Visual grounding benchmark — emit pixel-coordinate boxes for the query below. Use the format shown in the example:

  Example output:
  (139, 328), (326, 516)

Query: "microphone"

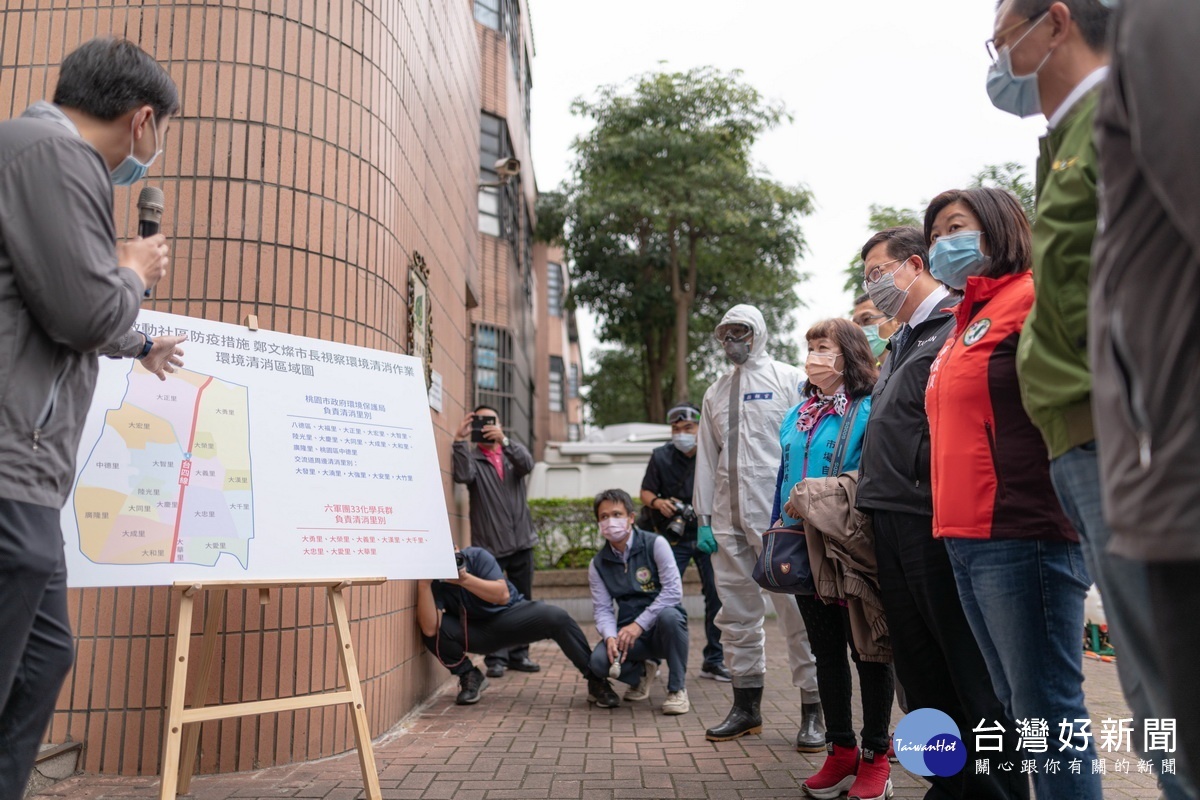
(137, 186), (165, 297)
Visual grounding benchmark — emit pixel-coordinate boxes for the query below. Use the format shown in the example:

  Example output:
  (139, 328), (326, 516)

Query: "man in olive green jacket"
(987, 4), (1189, 800)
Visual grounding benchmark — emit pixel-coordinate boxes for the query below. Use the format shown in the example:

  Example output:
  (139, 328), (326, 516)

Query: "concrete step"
(25, 742), (82, 798)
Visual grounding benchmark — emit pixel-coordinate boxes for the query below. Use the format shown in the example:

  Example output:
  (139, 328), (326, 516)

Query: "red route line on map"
(170, 376), (214, 563)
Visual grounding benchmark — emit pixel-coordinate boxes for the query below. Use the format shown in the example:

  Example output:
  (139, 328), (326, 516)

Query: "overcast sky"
(528, 0), (1047, 371)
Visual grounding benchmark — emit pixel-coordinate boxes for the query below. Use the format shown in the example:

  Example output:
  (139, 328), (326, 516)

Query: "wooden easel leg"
(177, 589), (226, 795)
(160, 587), (197, 800)
(327, 586), (382, 800)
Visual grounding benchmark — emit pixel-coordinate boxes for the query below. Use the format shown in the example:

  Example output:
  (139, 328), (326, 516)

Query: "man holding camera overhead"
(453, 407), (540, 678)
(640, 401), (729, 682)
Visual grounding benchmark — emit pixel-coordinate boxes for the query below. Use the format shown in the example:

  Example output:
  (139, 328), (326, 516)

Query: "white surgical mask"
(672, 433), (697, 453)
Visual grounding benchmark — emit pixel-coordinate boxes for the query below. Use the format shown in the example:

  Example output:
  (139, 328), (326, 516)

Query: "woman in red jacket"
(923, 188), (1100, 800)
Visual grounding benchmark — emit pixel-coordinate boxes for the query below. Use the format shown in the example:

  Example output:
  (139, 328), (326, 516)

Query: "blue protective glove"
(697, 525), (718, 555)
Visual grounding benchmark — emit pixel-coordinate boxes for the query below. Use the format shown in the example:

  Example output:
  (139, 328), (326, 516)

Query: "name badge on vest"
(743, 392), (774, 401)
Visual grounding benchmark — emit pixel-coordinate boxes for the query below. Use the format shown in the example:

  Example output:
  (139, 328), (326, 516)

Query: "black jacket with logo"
(856, 302), (959, 516)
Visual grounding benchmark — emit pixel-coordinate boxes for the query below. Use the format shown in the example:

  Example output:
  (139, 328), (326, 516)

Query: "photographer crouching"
(415, 544), (609, 705)
(639, 402), (730, 682)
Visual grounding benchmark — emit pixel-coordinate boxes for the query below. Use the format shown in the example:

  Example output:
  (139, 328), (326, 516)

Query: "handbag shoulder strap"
(829, 396), (863, 476)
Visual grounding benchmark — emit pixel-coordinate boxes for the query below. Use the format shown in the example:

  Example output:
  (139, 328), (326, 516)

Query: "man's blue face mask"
(986, 13), (1053, 119)
(111, 113), (161, 186)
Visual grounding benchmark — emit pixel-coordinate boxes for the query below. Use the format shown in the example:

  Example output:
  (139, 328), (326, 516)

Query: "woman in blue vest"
(771, 318), (893, 800)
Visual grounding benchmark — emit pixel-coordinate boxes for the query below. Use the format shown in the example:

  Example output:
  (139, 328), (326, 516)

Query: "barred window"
(547, 262), (563, 317)
(549, 356), (565, 413)
(475, 324), (514, 425)
(568, 363), (580, 399)
(478, 113), (505, 236)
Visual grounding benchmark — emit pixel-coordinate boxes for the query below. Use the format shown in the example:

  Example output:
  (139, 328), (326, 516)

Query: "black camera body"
(666, 500), (697, 541)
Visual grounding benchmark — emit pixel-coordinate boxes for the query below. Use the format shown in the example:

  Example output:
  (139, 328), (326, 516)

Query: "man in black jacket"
(416, 546), (602, 706)
(639, 402), (729, 683)
(856, 227), (1026, 800)
(452, 407), (540, 677)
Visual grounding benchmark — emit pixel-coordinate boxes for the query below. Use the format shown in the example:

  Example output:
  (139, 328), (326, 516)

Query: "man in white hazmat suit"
(694, 304), (824, 750)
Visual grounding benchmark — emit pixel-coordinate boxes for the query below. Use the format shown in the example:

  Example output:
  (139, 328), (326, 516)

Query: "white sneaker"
(662, 689), (690, 715)
(623, 660), (658, 702)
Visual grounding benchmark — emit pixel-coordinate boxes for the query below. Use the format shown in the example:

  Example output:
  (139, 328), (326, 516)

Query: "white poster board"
(62, 310), (456, 587)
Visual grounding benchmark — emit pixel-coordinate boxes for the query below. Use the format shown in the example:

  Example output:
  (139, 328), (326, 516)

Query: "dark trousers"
(423, 599), (590, 679)
(485, 548), (535, 667)
(873, 510), (1029, 800)
(671, 538), (723, 669)
(1148, 561), (1200, 790)
(0, 498), (75, 800)
(588, 605), (689, 692)
(795, 594), (893, 755)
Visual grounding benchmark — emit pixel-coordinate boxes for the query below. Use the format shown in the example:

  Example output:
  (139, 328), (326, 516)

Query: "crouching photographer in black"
(639, 402), (729, 681)
(416, 544), (610, 705)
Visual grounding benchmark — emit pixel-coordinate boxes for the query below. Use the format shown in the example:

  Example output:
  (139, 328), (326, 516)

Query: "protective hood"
(717, 304), (770, 368)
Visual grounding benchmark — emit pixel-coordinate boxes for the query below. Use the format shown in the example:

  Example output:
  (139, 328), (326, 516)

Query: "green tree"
(970, 161), (1036, 224)
(565, 67), (812, 423)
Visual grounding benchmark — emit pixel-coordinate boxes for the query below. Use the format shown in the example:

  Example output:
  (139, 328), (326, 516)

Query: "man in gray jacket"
(452, 406), (540, 677)
(0, 38), (182, 798)
(1091, 1), (1200, 792)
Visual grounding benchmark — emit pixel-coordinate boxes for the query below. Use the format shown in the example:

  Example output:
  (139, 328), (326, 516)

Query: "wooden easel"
(158, 578), (386, 800)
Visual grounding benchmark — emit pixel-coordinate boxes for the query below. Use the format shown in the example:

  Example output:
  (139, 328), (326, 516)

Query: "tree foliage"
(564, 67), (812, 423)
(969, 161), (1036, 225)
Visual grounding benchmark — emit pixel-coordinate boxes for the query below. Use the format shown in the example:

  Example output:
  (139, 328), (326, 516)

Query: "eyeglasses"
(862, 257), (908, 290)
(985, 9), (1049, 63)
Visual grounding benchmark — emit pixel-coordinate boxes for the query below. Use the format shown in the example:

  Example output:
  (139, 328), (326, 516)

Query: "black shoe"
(587, 676), (620, 708)
(455, 668), (489, 705)
(506, 656), (541, 673)
(795, 702), (826, 753)
(705, 686), (763, 741)
(486, 663), (506, 679)
(699, 663), (732, 682)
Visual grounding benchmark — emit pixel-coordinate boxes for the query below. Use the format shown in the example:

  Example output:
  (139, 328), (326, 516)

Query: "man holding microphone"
(0, 37), (184, 798)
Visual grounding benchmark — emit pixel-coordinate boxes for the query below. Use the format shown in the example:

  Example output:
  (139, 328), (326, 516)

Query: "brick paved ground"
(37, 618), (1161, 799)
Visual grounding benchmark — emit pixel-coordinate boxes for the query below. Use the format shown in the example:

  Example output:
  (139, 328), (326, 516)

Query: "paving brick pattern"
(36, 620), (1161, 799)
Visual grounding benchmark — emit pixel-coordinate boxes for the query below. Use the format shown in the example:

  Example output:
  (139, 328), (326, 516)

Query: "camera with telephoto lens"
(666, 500), (697, 540)
(454, 551), (466, 571)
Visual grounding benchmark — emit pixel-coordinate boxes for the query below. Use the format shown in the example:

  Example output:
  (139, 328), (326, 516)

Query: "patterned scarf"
(796, 390), (848, 432)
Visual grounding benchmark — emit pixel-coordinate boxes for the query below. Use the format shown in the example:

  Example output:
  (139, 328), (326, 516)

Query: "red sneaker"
(848, 747), (893, 800)
(886, 737), (897, 762)
(803, 742), (859, 799)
